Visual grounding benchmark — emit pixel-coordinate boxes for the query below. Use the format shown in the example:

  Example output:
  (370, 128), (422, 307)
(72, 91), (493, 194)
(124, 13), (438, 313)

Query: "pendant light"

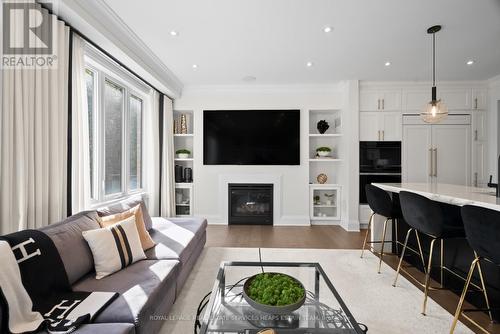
(421, 25), (448, 123)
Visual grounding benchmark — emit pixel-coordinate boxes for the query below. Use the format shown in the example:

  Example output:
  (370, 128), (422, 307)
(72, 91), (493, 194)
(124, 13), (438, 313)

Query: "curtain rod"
(37, 1), (174, 100)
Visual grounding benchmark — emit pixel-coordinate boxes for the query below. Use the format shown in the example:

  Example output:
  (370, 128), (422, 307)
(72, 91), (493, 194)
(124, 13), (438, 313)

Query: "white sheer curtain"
(0, 5), (70, 234)
(71, 35), (90, 214)
(160, 96), (176, 217)
(143, 91), (161, 216)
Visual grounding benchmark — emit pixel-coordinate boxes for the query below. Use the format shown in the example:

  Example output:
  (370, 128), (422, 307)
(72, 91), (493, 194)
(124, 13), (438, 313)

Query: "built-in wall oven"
(359, 141), (402, 204)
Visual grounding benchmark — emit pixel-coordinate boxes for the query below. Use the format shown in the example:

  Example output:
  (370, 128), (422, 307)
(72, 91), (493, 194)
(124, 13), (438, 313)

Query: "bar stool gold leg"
(415, 231), (427, 274)
(378, 218), (389, 274)
(440, 239), (444, 288)
(422, 238), (437, 315)
(393, 228), (413, 287)
(394, 218), (400, 254)
(475, 254), (493, 322)
(361, 213), (374, 258)
(450, 258), (479, 333)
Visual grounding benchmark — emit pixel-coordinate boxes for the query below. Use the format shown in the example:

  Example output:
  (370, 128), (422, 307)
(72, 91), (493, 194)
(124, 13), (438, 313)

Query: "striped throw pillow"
(83, 215), (146, 279)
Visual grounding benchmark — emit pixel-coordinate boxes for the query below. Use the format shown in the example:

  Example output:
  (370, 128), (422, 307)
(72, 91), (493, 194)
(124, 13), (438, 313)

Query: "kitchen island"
(372, 182), (500, 321)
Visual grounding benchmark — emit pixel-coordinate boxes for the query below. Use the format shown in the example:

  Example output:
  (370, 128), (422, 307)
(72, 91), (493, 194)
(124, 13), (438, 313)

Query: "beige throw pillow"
(83, 215), (146, 279)
(98, 204), (155, 251)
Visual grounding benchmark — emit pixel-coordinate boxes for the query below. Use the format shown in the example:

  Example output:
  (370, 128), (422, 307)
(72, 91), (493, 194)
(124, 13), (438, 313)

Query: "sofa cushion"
(72, 260), (179, 326)
(145, 217), (207, 264)
(40, 211), (100, 284)
(96, 196), (153, 230)
(83, 216), (147, 279)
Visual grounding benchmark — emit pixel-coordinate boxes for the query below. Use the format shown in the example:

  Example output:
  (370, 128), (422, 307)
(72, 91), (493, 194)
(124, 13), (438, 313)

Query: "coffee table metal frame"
(199, 261), (365, 334)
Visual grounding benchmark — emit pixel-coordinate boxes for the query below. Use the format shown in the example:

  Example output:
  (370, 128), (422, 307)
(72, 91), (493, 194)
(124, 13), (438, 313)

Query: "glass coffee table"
(199, 261), (365, 333)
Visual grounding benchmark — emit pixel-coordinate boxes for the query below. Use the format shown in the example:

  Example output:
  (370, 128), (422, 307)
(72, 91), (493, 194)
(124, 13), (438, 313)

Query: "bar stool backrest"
(399, 191), (443, 237)
(461, 205), (500, 265)
(365, 184), (393, 218)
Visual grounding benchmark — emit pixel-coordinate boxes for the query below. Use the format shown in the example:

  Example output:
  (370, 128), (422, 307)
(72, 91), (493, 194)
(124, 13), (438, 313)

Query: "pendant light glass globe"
(421, 99), (448, 123)
(421, 25), (448, 124)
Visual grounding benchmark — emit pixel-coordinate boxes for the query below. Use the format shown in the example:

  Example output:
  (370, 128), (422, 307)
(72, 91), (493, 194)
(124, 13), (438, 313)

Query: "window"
(84, 51), (148, 204)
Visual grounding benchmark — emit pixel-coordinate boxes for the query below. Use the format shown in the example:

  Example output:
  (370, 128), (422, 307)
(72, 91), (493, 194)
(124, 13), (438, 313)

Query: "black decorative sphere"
(317, 120), (329, 134)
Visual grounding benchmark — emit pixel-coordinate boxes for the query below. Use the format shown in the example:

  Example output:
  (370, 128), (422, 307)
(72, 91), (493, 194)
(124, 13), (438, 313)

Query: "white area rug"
(160, 248), (473, 334)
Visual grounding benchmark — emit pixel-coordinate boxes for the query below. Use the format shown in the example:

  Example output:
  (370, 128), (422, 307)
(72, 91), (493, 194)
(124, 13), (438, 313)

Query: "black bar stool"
(361, 184), (403, 273)
(450, 205), (497, 333)
(394, 191), (466, 315)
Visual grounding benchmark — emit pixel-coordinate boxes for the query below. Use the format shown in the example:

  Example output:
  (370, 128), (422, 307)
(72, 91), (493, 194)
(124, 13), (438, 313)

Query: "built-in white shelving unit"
(308, 109), (343, 223)
(309, 184), (341, 221)
(175, 183), (193, 217)
(173, 110), (194, 217)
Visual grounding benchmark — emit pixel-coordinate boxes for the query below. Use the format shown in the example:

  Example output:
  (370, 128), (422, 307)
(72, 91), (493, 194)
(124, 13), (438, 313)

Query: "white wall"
(174, 84), (349, 226)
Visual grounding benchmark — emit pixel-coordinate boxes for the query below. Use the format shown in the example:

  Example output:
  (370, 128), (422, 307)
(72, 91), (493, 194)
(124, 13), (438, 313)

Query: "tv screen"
(203, 110), (300, 165)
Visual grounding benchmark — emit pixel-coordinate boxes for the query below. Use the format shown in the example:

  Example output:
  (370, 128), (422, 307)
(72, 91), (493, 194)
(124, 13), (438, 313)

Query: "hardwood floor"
(206, 225), (367, 249)
(205, 225), (499, 334)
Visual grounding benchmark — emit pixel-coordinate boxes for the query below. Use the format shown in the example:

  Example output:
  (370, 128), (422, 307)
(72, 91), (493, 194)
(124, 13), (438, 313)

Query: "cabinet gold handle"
(377, 99), (380, 110)
(475, 130), (478, 141)
(429, 148), (433, 177)
(382, 130), (385, 141)
(474, 172), (478, 187)
(377, 130), (380, 141)
(382, 99), (385, 110)
(433, 148), (438, 177)
(475, 98), (478, 110)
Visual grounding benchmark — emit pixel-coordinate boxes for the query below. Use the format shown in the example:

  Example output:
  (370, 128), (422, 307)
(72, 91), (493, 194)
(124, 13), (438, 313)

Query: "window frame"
(84, 47), (149, 206)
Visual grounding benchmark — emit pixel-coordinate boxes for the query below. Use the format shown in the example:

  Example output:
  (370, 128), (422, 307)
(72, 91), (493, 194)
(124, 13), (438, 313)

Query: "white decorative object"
(177, 153), (189, 159)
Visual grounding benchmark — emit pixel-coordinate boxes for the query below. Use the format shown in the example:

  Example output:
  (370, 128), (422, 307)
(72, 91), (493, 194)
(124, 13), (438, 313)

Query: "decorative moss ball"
(247, 273), (305, 306)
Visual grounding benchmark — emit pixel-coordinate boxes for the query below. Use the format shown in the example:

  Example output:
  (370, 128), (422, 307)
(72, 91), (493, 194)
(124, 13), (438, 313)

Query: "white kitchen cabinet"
(381, 90), (402, 111)
(360, 112), (402, 141)
(402, 115), (471, 185)
(359, 112), (380, 141)
(472, 111), (487, 141)
(439, 89), (471, 110)
(403, 125), (433, 183)
(403, 90), (429, 111)
(473, 142), (487, 186)
(382, 112), (402, 141)
(472, 89), (487, 110)
(432, 125), (471, 185)
(360, 89), (401, 112)
(359, 91), (380, 112)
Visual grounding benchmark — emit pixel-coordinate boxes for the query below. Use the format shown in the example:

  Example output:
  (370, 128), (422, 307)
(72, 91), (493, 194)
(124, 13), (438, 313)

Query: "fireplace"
(228, 183), (273, 225)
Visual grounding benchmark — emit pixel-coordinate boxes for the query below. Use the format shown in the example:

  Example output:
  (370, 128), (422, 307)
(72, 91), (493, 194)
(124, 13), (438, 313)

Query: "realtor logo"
(2, 0), (57, 68)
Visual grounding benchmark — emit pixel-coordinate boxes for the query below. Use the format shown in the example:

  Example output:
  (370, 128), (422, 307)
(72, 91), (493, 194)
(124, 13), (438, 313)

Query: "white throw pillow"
(83, 215), (146, 279)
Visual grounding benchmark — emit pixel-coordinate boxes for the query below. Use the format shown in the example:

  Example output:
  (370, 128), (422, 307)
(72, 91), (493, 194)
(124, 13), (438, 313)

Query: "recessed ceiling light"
(306, 61), (314, 67)
(170, 31), (179, 36)
(323, 26), (332, 33)
(466, 60), (475, 65)
(385, 61), (391, 67)
(242, 75), (257, 82)
(192, 64), (198, 69)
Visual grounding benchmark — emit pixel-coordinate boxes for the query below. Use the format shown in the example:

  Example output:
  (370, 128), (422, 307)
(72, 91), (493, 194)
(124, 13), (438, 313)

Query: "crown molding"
(360, 80), (488, 89)
(59, 0), (183, 98)
(489, 74), (500, 88)
(181, 83), (345, 95)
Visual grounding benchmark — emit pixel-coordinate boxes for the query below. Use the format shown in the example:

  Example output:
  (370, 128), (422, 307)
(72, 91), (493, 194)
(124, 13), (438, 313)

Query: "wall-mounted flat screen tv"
(203, 110), (300, 165)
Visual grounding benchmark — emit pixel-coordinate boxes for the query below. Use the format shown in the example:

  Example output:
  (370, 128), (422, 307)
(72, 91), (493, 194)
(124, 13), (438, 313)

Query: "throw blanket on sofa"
(0, 230), (117, 334)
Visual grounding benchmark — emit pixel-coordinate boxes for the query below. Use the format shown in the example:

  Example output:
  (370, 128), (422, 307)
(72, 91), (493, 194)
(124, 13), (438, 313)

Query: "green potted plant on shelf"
(316, 146), (332, 158)
(176, 149), (191, 159)
(314, 195), (320, 205)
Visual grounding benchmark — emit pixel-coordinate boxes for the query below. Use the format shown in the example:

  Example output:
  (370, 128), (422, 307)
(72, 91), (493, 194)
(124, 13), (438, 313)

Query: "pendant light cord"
(432, 32), (436, 87)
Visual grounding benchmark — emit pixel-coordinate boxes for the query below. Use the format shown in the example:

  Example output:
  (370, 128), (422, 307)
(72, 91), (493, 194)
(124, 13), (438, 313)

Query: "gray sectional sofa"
(0, 197), (207, 334)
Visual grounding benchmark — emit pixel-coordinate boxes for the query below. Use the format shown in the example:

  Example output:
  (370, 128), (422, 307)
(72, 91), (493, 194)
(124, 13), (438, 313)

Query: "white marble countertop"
(373, 182), (500, 211)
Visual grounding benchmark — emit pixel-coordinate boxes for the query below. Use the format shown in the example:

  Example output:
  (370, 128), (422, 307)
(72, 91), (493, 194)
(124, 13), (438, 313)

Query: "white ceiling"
(103, 0), (500, 86)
